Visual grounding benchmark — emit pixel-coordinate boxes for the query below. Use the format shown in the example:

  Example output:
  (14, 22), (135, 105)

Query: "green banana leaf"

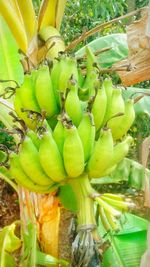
(0, 16), (24, 95)
(123, 87), (150, 116)
(98, 213), (149, 267)
(75, 33), (128, 68)
(91, 158), (150, 190)
(0, 223), (21, 267)
(58, 184), (78, 212)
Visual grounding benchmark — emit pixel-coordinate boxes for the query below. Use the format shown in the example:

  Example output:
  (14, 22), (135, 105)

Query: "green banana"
(35, 65), (58, 118)
(101, 195), (134, 212)
(9, 153), (57, 194)
(19, 74), (40, 113)
(53, 119), (64, 155)
(104, 210), (119, 231)
(14, 87), (37, 130)
(78, 67), (84, 87)
(81, 70), (99, 100)
(99, 135), (133, 177)
(87, 128), (114, 178)
(19, 136), (53, 186)
(27, 130), (41, 149)
(102, 79), (114, 126)
(109, 135), (133, 167)
(78, 112), (95, 162)
(50, 58), (62, 106)
(98, 164), (117, 178)
(85, 46), (98, 72)
(39, 130), (67, 182)
(110, 99), (135, 140)
(65, 82), (83, 127)
(63, 125), (84, 178)
(106, 88), (125, 124)
(58, 57), (78, 93)
(92, 86), (107, 131)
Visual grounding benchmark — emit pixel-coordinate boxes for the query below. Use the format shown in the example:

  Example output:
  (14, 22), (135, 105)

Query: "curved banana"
(107, 88), (125, 125)
(27, 130), (41, 149)
(65, 82), (83, 127)
(111, 99), (135, 140)
(63, 125), (84, 178)
(19, 136), (53, 186)
(35, 65), (58, 118)
(50, 58), (62, 106)
(92, 86), (107, 131)
(87, 128), (114, 178)
(39, 130), (67, 182)
(78, 112), (95, 162)
(14, 88), (37, 130)
(53, 119), (64, 155)
(58, 57), (78, 93)
(102, 79), (114, 126)
(9, 153), (57, 194)
(19, 74), (40, 113)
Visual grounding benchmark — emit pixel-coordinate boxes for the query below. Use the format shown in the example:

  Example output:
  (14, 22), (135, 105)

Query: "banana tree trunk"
(18, 187), (61, 260)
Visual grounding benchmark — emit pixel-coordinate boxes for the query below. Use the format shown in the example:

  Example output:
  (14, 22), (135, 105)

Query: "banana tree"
(0, 1), (149, 267)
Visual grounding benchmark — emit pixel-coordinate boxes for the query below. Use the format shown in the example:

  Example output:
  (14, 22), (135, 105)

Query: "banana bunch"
(8, 46), (135, 193)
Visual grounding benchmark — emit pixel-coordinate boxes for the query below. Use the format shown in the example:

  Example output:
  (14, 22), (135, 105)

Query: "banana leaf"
(98, 213), (149, 267)
(91, 158), (150, 190)
(75, 33), (128, 68)
(0, 223), (21, 267)
(0, 16), (24, 95)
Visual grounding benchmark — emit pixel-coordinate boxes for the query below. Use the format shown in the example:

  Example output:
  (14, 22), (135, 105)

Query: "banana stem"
(68, 174), (101, 267)
(68, 174), (96, 227)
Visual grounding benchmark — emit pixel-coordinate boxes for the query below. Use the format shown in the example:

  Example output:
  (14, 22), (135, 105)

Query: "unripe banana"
(78, 67), (84, 87)
(92, 86), (107, 131)
(109, 135), (133, 167)
(81, 70), (99, 100)
(99, 135), (132, 177)
(53, 119), (64, 156)
(19, 136), (53, 186)
(35, 65), (58, 118)
(39, 26), (65, 60)
(78, 112), (95, 162)
(39, 130), (67, 182)
(14, 88), (37, 130)
(102, 79), (114, 126)
(107, 88), (125, 124)
(58, 57), (78, 93)
(85, 46), (98, 72)
(87, 128), (114, 178)
(65, 82), (82, 127)
(50, 58), (62, 106)
(98, 164), (117, 178)
(63, 125), (84, 178)
(17, 74), (40, 113)
(111, 99), (135, 140)
(9, 153), (57, 194)
(27, 130), (41, 149)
